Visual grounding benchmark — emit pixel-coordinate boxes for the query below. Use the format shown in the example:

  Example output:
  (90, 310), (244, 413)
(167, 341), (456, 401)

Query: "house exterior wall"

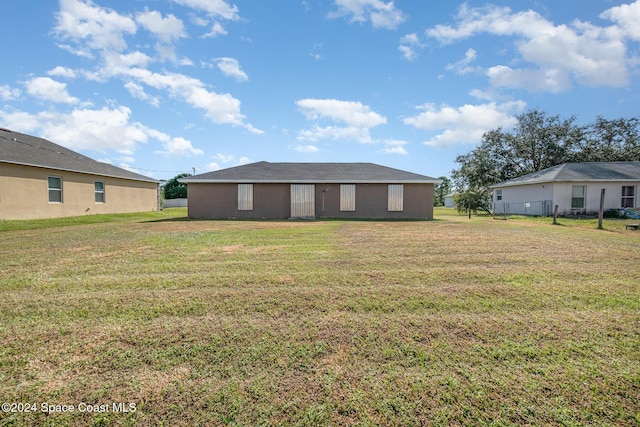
(187, 182), (434, 219)
(493, 184), (554, 215)
(187, 183), (290, 219)
(444, 194), (455, 208)
(494, 181), (638, 216)
(552, 181), (638, 215)
(0, 163), (158, 220)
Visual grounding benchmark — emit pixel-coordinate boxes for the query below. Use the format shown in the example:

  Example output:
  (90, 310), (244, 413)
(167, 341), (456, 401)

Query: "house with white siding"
(490, 162), (640, 216)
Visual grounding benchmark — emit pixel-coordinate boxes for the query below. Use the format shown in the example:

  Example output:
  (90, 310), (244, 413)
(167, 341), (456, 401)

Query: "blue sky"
(1, 0), (639, 181)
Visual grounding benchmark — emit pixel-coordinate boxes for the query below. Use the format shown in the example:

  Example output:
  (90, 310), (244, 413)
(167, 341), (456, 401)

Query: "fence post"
(553, 205), (558, 225)
(598, 188), (605, 230)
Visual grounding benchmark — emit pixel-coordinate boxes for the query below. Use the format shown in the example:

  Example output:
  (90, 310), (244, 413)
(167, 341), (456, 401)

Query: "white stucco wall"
(552, 182), (638, 215)
(494, 181), (639, 216)
(493, 184), (554, 215)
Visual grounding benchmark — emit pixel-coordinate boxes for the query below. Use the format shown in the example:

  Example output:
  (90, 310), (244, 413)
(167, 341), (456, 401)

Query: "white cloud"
(0, 106), (203, 162)
(399, 33), (425, 61)
(136, 9), (186, 43)
(50, 0), (260, 135)
(102, 51), (153, 77)
(380, 139), (407, 155)
(0, 85), (20, 100)
(403, 101), (526, 148)
(293, 144), (320, 153)
(213, 153), (234, 163)
(601, 0), (640, 41)
(297, 125), (375, 143)
(113, 68), (261, 133)
(25, 77), (79, 104)
(0, 106), (146, 153)
(173, 0), (240, 21)
(48, 66), (77, 79)
(54, 0), (137, 53)
(119, 156), (135, 164)
(203, 22), (228, 38)
(206, 161), (222, 171)
(124, 81), (160, 106)
(215, 57), (248, 81)
(328, 0), (406, 30)
(445, 48), (478, 75)
(486, 65), (572, 93)
(155, 136), (203, 157)
(206, 154), (250, 171)
(296, 99), (386, 144)
(426, 3), (632, 90)
(297, 99), (386, 128)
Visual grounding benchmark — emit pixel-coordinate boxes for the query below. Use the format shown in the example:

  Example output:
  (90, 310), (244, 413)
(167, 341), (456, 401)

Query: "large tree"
(452, 109), (640, 191)
(163, 173), (190, 199)
(572, 116), (640, 162)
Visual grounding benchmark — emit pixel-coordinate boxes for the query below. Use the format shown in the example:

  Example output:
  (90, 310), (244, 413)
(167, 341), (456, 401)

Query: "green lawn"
(1, 208), (638, 426)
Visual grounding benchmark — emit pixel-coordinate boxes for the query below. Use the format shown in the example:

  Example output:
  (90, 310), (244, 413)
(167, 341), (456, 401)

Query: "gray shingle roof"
(181, 161), (439, 183)
(491, 162), (640, 188)
(0, 128), (157, 183)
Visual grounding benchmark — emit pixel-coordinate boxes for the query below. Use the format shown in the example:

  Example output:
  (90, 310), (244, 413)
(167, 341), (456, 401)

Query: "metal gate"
(290, 184), (315, 218)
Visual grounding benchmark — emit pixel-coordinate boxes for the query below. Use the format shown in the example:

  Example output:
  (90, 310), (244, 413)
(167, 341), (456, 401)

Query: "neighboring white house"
(444, 193), (456, 208)
(490, 162), (640, 216)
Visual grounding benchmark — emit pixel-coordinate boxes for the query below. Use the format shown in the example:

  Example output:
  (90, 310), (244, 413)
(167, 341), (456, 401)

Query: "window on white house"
(622, 186), (636, 208)
(571, 185), (586, 209)
(48, 176), (62, 203)
(238, 184), (253, 210)
(340, 184), (356, 211)
(496, 189), (502, 201)
(388, 184), (404, 212)
(95, 181), (105, 203)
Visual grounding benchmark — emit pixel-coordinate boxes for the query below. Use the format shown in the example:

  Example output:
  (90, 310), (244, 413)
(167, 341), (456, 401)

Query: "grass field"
(1, 208), (639, 426)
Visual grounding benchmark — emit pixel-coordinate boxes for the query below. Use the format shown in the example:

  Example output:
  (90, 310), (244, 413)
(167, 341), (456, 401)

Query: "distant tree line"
(449, 109), (640, 213)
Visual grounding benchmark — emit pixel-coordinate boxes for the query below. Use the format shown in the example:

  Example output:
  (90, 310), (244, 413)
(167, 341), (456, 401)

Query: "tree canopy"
(452, 109), (640, 191)
(163, 173), (190, 199)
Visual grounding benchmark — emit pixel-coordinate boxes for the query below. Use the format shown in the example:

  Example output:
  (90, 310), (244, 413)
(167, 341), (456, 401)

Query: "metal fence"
(493, 200), (553, 217)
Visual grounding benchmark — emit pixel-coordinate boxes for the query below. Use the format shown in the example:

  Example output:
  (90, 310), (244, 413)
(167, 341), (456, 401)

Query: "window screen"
(571, 185), (586, 209)
(95, 181), (105, 203)
(48, 177), (62, 203)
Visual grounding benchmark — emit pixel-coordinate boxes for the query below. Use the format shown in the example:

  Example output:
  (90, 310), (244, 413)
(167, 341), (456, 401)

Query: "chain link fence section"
(493, 200), (553, 218)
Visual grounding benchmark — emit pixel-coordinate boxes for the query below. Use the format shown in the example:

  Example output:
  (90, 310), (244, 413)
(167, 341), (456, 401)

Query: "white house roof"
(0, 127), (157, 183)
(181, 161), (441, 184)
(491, 162), (640, 188)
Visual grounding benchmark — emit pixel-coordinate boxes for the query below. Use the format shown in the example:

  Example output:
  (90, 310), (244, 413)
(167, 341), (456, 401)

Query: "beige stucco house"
(0, 128), (158, 220)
